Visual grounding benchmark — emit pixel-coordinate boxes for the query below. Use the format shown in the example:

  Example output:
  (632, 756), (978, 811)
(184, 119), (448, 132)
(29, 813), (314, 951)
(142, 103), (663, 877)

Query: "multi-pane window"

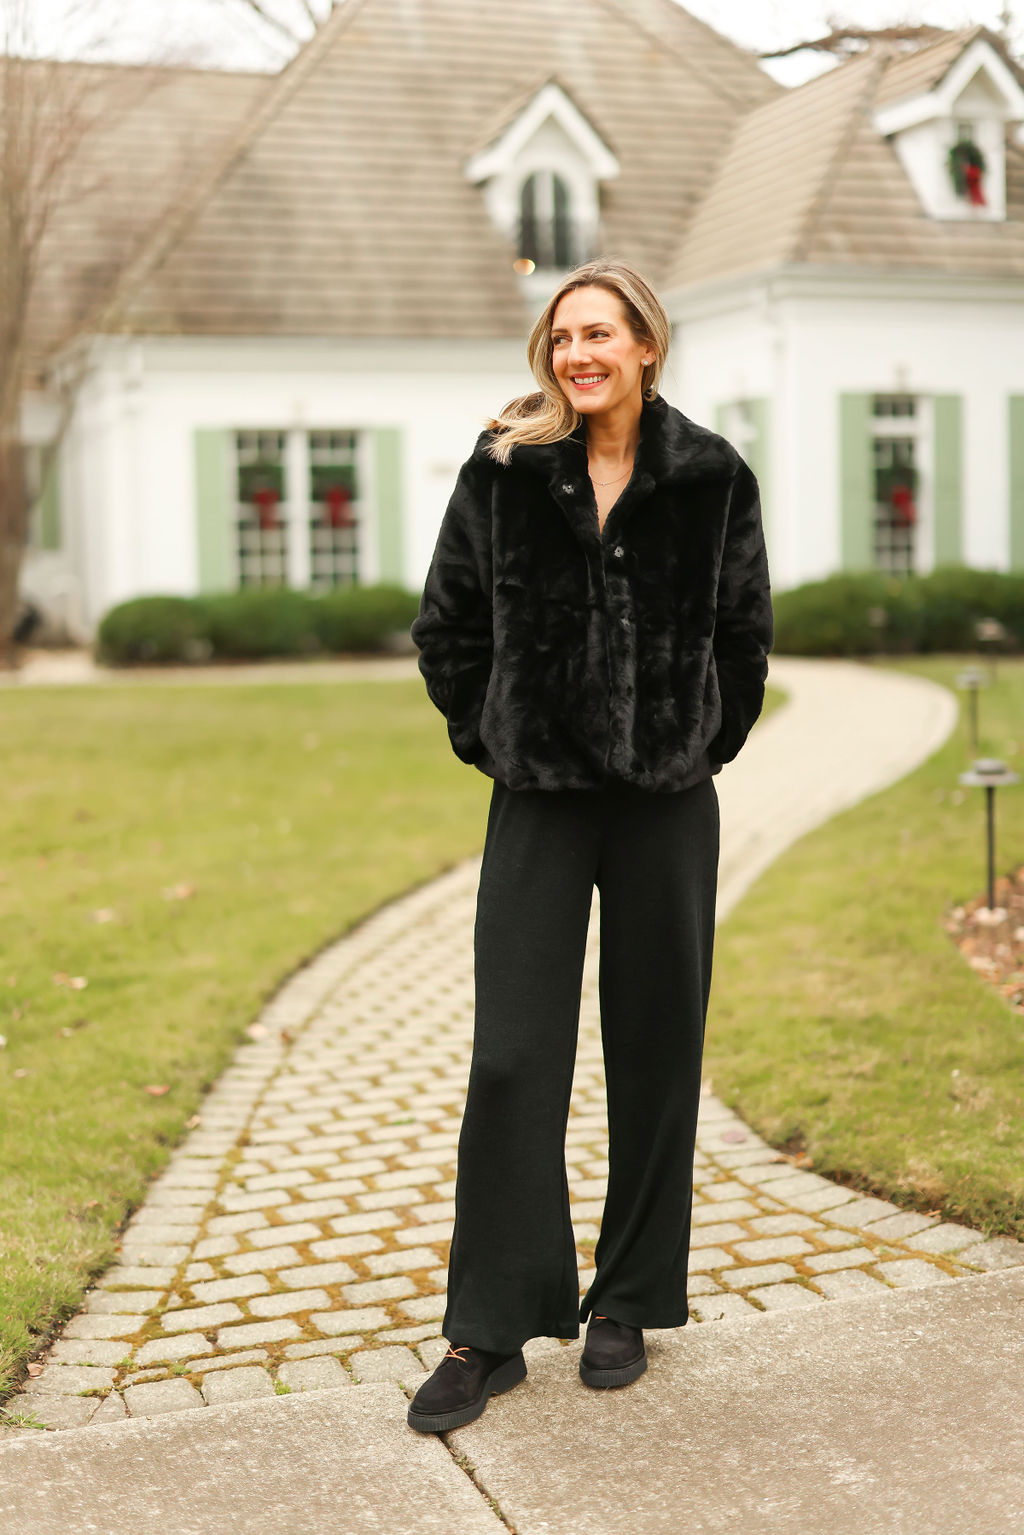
(518, 170), (576, 270)
(871, 395), (918, 577)
(235, 430), (288, 587)
(233, 429), (364, 590)
(309, 430), (360, 589)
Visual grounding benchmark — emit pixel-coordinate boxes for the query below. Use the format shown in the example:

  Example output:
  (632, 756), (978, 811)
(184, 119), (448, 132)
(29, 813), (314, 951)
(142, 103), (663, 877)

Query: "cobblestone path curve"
(14, 658), (1024, 1431)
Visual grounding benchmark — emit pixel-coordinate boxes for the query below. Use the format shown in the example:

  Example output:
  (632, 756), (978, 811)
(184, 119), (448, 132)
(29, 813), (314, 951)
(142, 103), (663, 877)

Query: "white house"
(18, 3), (1024, 637)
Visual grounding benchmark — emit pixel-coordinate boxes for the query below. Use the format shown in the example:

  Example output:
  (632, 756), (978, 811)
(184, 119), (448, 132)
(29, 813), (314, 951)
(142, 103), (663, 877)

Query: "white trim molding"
(465, 80), (619, 184)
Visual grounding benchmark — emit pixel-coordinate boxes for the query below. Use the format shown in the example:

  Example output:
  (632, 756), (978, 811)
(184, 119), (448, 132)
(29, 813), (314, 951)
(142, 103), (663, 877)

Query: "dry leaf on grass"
(143, 1084), (171, 1096)
(52, 973), (88, 990)
(26, 1363), (43, 1378)
(162, 883), (196, 902)
(947, 865), (1024, 1016)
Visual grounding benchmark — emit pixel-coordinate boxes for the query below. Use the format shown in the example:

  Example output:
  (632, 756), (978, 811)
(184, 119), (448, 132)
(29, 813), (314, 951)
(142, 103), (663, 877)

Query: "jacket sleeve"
(708, 458), (774, 766)
(410, 456), (494, 765)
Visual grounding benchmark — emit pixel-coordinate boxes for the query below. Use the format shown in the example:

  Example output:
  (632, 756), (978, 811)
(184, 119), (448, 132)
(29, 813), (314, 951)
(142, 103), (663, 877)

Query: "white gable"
(873, 38), (1024, 221)
(465, 80), (620, 183)
(465, 81), (619, 295)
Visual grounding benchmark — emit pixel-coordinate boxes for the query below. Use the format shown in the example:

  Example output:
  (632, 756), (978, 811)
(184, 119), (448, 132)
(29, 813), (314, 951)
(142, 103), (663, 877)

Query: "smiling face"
(550, 285), (654, 418)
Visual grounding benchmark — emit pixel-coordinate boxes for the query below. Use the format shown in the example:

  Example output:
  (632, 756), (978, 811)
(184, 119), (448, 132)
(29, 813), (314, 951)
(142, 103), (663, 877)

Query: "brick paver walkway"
(13, 657), (1024, 1432)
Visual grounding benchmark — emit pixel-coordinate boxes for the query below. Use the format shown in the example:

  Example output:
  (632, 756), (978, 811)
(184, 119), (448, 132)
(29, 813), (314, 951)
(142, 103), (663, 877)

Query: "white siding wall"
(62, 337), (534, 632)
(671, 274), (1024, 590)
(46, 279), (1024, 629)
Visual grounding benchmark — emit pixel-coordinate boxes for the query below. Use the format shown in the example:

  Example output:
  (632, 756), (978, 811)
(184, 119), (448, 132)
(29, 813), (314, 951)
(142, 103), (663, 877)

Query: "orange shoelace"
(444, 1345), (471, 1363)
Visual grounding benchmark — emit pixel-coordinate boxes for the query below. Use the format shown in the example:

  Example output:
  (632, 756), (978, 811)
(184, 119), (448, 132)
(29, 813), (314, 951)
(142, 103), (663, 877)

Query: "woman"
(406, 258), (772, 1434)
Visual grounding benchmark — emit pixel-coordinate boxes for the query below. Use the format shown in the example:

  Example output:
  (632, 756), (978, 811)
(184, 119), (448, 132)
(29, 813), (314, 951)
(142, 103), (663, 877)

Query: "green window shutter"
(839, 393), (873, 571)
(745, 399), (769, 546)
(714, 402), (769, 544)
(714, 400), (769, 481)
(37, 452), (61, 551)
(1010, 397), (1024, 570)
(932, 395), (962, 566)
(746, 399), (769, 486)
(373, 427), (404, 584)
(194, 429), (233, 593)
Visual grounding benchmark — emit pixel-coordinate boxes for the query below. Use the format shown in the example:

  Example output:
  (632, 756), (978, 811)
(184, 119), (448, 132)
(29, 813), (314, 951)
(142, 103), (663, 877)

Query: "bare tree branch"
(213, 0), (312, 47)
(760, 24), (948, 62)
(0, 0), (165, 658)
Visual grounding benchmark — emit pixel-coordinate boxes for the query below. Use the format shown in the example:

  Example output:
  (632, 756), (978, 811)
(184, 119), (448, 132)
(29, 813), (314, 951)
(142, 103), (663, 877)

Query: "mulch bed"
(944, 863), (1024, 1014)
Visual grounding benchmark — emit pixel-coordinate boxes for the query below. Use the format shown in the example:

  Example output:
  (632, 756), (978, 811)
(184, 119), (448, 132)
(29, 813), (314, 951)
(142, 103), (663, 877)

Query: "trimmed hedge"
(101, 569), (1024, 665)
(772, 567), (1024, 657)
(311, 584), (421, 653)
(198, 588), (318, 660)
(94, 596), (213, 666)
(96, 584), (421, 666)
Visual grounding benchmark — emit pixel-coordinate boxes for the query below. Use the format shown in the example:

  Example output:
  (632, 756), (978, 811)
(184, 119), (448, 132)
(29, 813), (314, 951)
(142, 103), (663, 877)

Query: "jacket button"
(561, 482), (574, 494)
(612, 545), (625, 559)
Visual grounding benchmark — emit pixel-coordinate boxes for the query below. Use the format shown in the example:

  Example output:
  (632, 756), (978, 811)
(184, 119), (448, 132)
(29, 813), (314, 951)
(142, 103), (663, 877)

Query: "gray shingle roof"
(664, 52), (887, 290)
(873, 25), (983, 107)
(665, 31), (1024, 293)
(21, 60), (268, 384)
(98, 0), (778, 341)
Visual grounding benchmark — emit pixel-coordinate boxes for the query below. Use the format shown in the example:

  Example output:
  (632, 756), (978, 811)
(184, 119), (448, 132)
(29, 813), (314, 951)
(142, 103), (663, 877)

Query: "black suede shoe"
(579, 1314), (647, 1388)
(406, 1343), (527, 1433)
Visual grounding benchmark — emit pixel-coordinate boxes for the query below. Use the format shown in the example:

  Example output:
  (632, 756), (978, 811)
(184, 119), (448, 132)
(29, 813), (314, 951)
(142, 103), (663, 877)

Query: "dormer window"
(465, 79), (619, 284)
(519, 170), (575, 270)
(873, 35), (1024, 222)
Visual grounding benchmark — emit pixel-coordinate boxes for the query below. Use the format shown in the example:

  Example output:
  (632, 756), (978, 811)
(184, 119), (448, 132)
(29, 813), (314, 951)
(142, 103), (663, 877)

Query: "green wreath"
(948, 138), (986, 199)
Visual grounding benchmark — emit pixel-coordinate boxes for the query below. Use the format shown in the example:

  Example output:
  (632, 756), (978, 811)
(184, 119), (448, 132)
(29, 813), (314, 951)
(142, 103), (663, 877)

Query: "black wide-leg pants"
(442, 775), (720, 1355)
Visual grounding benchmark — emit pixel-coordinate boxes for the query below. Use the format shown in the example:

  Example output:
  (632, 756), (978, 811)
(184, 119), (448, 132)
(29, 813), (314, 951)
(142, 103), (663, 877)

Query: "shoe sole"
(406, 1352), (528, 1434)
(579, 1351), (647, 1389)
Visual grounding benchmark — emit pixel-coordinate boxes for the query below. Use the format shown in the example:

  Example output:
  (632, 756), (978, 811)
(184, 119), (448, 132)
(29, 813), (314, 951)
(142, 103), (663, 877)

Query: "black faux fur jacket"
(411, 392), (773, 793)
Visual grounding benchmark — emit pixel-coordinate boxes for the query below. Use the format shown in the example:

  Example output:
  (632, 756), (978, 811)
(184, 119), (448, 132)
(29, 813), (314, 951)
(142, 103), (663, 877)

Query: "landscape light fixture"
(956, 666), (989, 754)
(973, 616), (1008, 684)
(866, 605), (888, 660)
(958, 757), (1020, 911)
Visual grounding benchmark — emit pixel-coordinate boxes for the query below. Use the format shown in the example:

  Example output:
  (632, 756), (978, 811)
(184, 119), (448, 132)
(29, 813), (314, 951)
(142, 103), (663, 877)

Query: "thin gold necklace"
(589, 464), (632, 487)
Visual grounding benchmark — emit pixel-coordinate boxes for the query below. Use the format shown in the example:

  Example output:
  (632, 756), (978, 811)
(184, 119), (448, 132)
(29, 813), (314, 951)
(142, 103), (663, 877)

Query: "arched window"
(518, 170), (574, 270)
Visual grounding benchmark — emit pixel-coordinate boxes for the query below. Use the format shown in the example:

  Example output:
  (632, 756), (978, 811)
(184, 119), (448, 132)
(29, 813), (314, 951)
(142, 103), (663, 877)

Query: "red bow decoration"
(252, 485), (280, 531)
(965, 161), (986, 207)
(890, 484), (916, 527)
(325, 483), (355, 529)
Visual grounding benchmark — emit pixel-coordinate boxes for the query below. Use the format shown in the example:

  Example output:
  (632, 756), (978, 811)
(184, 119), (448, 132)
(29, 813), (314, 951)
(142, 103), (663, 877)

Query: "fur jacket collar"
(412, 393), (773, 793)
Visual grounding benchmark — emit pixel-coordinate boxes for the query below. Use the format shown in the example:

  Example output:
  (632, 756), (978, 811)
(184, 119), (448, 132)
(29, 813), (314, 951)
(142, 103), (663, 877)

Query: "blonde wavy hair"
(483, 258), (671, 466)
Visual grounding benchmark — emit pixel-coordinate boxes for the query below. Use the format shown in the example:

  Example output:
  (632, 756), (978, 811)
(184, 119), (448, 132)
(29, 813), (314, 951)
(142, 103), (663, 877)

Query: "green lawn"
(0, 681), (491, 1398)
(10, 664), (967, 1405)
(707, 655), (1024, 1240)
